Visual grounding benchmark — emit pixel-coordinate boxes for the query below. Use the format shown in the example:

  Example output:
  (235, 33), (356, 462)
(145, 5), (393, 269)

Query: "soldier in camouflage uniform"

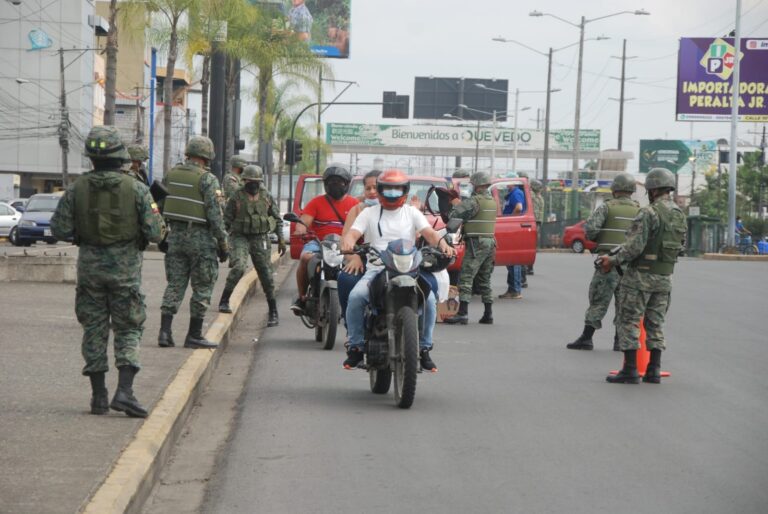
(597, 168), (686, 384)
(219, 165), (286, 326)
(444, 172), (497, 325)
(223, 155), (247, 204)
(158, 136), (229, 350)
(51, 126), (165, 418)
(568, 173), (640, 351)
(126, 145), (150, 185)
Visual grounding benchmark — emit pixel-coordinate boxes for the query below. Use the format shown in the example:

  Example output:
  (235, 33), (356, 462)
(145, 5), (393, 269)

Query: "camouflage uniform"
(223, 185), (282, 299)
(160, 164), (228, 319)
(582, 197), (640, 329)
(611, 196), (685, 351)
(444, 172), (497, 325)
(126, 145), (150, 185)
(223, 155), (246, 203)
(52, 173), (164, 376)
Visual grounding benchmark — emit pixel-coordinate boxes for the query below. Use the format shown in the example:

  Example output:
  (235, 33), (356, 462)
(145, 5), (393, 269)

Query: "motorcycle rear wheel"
(392, 306), (419, 409)
(369, 366), (392, 394)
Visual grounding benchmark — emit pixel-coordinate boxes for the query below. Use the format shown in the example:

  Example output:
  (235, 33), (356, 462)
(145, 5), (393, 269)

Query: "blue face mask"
(363, 197), (379, 206)
(382, 188), (404, 199)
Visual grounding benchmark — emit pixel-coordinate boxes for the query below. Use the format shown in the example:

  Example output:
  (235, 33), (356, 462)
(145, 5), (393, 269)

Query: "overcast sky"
(239, 0), (768, 173)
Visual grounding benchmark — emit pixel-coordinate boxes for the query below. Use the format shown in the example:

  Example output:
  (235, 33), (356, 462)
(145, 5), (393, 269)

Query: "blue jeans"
(505, 265), (522, 293)
(337, 270), (362, 321)
(302, 240), (320, 254)
(346, 269), (436, 350)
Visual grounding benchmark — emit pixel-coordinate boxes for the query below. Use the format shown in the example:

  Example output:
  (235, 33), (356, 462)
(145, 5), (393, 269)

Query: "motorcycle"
(354, 220), (459, 409)
(284, 213), (344, 350)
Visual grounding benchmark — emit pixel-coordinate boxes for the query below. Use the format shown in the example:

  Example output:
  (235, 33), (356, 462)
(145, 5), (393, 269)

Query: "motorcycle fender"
(319, 280), (338, 296)
(389, 275), (417, 288)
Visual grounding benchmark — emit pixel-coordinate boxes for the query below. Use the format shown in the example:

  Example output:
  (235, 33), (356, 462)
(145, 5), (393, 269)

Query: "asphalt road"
(199, 253), (767, 514)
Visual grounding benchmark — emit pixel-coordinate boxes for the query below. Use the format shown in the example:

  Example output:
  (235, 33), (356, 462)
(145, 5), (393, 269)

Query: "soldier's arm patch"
(151, 202), (160, 214)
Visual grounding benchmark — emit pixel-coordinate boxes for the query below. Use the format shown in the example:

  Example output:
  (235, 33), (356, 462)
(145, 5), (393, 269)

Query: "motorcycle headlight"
(321, 245), (344, 268)
(20, 220), (37, 227)
(392, 253), (415, 273)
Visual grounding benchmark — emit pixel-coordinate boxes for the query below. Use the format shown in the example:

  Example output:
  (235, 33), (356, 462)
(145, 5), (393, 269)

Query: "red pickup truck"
(289, 174), (537, 268)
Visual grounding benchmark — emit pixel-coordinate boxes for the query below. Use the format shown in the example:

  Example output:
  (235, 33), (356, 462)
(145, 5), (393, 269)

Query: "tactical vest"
(632, 200), (687, 275)
(595, 199), (640, 254)
(231, 190), (274, 235)
(464, 194), (497, 237)
(73, 172), (139, 246)
(163, 163), (208, 224)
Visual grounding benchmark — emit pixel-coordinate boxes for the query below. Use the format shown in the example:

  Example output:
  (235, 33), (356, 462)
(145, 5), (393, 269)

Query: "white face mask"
(363, 197), (379, 207)
(382, 188), (404, 199)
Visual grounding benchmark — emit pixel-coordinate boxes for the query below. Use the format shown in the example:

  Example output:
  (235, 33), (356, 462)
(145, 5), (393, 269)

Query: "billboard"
(413, 77), (509, 121)
(256, 1), (350, 58)
(639, 139), (718, 175)
(676, 37), (768, 121)
(326, 123), (600, 153)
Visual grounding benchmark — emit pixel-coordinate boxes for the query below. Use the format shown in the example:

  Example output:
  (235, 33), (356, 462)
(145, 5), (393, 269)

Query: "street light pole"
(491, 109), (496, 174)
(58, 48), (70, 188)
(727, 0), (742, 247)
(544, 47), (553, 187)
(512, 88), (520, 172)
(571, 16), (585, 221)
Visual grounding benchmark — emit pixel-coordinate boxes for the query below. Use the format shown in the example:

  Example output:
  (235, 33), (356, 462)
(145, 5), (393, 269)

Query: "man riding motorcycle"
(291, 164), (359, 314)
(341, 169), (455, 372)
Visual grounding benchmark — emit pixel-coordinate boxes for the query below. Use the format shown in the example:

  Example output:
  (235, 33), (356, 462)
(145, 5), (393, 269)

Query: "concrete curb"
(81, 251), (287, 514)
(701, 253), (768, 261)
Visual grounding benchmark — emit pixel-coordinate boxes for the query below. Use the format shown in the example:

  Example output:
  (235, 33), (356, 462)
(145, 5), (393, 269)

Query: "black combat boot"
(567, 325), (595, 350)
(218, 288), (234, 313)
(606, 350), (640, 384)
(89, 372), (109, 415)
(478, 303), (493, 324)
(184, 317), (218, 349)
(443, 301), (469, 325)
(158, 313), (175, 348)
(110, 366), (148, 418)
(267, 299), (279, 327)
(613, 332), (620, 351)
(643, 348), (662, 384)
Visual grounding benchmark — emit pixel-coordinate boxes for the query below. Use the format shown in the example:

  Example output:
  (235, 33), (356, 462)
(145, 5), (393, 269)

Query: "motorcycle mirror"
(446, 218), (463, 234)
(282, 212), (301, 223)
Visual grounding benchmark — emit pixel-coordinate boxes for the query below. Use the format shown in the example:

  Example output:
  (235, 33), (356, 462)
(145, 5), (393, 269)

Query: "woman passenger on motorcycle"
(340, 169), (455, 372)
(337, 169), (382, 318)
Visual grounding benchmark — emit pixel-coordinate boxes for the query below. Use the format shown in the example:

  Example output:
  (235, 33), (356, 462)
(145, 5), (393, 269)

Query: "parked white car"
(0, 202), (21, 239)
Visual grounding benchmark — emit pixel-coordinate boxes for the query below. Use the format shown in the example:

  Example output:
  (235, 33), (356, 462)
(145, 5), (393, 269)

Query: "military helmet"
(452, 170), (470, 179)
(242, 164), (263, 181)
(611, 173), (637, 193)
(469, 172), (492, 188)
(530, 179), (543, 192)
(127, 144), (149, 162)
(645, 168), (676, 191)
(231, 155), (247, 170)
(85, 126), (131, 162)
(516, 171), (529, 179)
(185, 136), (215, 161)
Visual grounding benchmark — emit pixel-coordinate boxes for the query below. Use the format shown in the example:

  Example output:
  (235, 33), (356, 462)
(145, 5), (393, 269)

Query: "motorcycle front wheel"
(320, 289), (339, 350)
(392, 306), (419, 409)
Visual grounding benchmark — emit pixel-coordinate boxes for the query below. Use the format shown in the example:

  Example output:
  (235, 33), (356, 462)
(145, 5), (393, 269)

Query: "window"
(25, 197), (60, 212)
(490, 181), (527, 217)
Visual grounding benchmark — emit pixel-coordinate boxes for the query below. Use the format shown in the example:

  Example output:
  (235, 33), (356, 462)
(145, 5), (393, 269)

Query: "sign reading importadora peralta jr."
(676, 37), (768, 122)
(326, 123), (600, 152)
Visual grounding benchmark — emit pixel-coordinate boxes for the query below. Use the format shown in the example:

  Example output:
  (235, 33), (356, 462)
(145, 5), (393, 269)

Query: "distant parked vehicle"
(563, 220), (597, 253)
(0, 202), (21, 240)
(15, 193), (63, 246)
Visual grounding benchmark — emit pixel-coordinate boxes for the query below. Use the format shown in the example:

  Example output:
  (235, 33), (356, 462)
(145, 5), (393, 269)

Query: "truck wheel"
(571, 239), (585, 253)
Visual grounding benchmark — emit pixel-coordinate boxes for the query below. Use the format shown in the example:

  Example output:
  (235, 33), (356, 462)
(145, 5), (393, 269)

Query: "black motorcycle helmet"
(323, 163), (352, 200)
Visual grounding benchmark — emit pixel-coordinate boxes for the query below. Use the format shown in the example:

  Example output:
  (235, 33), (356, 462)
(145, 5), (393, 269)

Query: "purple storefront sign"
(676, 37), (768, 122)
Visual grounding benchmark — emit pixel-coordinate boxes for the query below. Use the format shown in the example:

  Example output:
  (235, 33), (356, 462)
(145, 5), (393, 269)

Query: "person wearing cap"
(126, 145), (150, 185)
(443, 172), (497, 325)
(219, 164), (285, 326)
(567, 173), (640, 352)
(596, 168), (686, 384)
(51, 126), (166, 418)
(223, 155), (248, 204)
(158, 136), (229, 351)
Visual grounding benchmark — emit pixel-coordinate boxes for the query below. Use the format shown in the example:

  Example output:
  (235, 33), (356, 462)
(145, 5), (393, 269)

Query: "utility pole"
(134, 86), (143, 143)
(58, 48), (69, 188)
(571, 16), (586, 221)
(610, 39), (636, 150)
(316, 70), (322, 174)
(534, 107), (541, 178)
(512, 88), (520, 172)
(727, 0), (742, 247)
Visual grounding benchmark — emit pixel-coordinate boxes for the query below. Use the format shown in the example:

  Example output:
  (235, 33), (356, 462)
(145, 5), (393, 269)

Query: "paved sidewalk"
(0, 251), (277, 514)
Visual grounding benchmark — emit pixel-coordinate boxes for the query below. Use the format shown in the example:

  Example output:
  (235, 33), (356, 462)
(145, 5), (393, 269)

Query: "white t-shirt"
(351, 204), (431, 255)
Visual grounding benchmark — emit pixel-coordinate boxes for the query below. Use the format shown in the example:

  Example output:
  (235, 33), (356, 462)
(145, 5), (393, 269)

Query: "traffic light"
(234, 139), (246, 151)
(382, 91), (410, 119)
(286, 139), (303, 165)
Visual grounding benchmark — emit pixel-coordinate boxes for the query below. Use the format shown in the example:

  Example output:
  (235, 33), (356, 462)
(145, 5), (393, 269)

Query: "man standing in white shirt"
(341, 170), (454, 372)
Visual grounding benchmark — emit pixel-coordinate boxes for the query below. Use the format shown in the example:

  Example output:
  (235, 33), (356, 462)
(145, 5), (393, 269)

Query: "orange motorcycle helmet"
(376, 169), (411, 210)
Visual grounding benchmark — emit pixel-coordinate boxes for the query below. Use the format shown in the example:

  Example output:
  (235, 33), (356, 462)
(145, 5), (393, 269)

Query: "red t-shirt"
(303, 194), (359, 240)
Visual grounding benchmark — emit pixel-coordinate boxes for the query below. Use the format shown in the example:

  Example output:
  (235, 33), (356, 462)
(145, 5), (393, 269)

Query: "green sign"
(639, 139), (718, 174)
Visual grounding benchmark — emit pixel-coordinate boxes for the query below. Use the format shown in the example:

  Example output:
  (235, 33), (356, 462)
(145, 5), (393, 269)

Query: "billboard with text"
(639, 139), (717, 174)
(676, 37), (768, 121)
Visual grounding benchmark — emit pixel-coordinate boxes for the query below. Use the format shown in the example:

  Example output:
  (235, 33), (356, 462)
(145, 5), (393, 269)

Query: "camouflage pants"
(615, 285), (671, 351)
(161, 226), (219, 319)
(76, 272), (145, 375)
(224, 233), (275, 300)
(584, 267), (621, 329)
(458, 238), (496, 304)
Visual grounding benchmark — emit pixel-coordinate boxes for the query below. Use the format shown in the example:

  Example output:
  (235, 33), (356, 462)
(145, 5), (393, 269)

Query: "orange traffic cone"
(610, 318), (671, 377)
